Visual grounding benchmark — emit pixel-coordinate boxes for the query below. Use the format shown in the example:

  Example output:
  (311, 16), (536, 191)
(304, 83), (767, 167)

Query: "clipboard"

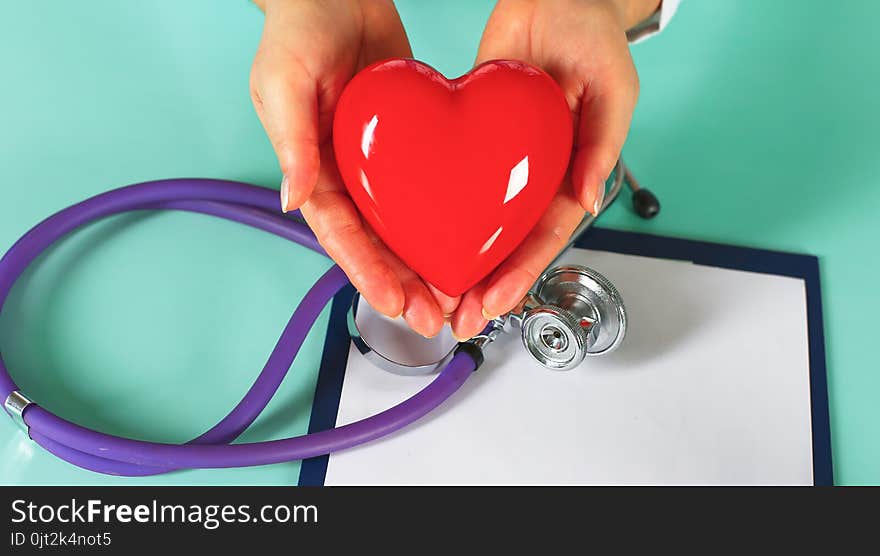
(298, 228), (832, 486)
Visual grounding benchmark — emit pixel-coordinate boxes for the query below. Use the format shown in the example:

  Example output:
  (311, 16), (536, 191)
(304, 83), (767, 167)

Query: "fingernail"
(279, 175), (290, 213)
(481, 307), (498, 321)
(591, 181), (606, 217)
(452, 317), (488, 343)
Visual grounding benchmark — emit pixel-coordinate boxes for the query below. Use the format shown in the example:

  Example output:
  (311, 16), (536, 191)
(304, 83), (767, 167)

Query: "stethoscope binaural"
(0, 160), (658, 475)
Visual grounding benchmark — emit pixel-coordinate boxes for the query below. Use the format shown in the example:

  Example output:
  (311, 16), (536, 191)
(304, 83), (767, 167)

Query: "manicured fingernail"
(280, 175), (290, 213)
(481, 307), (498, 321)
(451, 332), (467, 342)
(591, 181), (606, 217)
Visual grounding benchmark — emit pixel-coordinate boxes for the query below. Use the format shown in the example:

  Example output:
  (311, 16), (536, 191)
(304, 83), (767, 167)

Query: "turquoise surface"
(0, 1), (877, 485)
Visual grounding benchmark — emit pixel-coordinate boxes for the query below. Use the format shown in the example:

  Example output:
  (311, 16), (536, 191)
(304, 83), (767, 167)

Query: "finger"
(400, 276), (445, 338)
(570, 64), (639, 215)
(301, 154), (405, 318)
(481, 184), (584, 319)
(363, 229), (445, 338)
(451, 282), (489, 341)
(426, 283), (461, 319)
(474, 0), (532, 64)
(250, 51), (321, 213)
(304, 188), (405, 318)
(402, 282), (444, 337)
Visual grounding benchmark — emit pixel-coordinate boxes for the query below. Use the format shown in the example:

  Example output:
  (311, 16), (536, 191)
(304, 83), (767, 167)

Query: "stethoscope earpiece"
(620, 160), (660, 219)
(631, 187), (661, 219)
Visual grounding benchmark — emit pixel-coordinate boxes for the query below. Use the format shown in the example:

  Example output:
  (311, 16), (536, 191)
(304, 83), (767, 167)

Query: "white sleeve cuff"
(626, 0), (680, 43)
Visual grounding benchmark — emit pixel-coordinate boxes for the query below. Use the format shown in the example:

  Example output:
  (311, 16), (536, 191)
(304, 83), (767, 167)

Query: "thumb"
(250, 56), (321, 213)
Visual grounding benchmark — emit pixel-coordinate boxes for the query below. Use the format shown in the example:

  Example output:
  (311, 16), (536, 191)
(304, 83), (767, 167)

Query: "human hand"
(450, 0), (657, 339)
(250, 0), (457, 337)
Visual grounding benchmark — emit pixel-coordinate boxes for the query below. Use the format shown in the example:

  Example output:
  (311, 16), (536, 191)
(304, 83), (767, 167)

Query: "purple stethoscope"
(0, 162), (657, 476)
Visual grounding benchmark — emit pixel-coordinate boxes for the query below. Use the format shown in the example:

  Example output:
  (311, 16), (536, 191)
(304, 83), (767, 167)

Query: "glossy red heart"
(333, 58), (572, 296)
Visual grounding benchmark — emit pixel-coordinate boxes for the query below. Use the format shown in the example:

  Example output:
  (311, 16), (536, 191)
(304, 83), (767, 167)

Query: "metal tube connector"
(4, 391), (34, 434)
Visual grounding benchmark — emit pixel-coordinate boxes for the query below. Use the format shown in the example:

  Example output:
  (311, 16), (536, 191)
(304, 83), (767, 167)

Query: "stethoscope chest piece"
(344, 158), (654, 375)
(348, 264), (626, 374)
(519, 265), (626, 370)
(348, 292), (459, 375)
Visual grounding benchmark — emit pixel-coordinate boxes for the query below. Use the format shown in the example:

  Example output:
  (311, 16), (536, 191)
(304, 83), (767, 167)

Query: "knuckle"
(272, 136), (291, 155)
(630, 67), (641, 99)
(308, 193), (360, 238)
(399, 272), (427, 296)
(510, 265), (542, 294)
(249, 48), (271, 85)
(248, 66), (265, 108)
(334, 220), (364, 243)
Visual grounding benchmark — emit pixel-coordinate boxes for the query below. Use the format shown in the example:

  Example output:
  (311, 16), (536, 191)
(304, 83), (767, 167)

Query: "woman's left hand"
(451, 0), (657, 339)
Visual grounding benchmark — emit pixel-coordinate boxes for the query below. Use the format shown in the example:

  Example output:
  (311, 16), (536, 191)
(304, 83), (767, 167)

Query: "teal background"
(0, 1), (877, 484)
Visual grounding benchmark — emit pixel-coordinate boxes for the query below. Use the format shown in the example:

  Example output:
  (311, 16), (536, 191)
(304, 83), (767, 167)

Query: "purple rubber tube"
(0, 179), (476, 476)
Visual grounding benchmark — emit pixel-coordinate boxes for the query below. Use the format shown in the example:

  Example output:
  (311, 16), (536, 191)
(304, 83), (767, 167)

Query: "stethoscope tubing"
(0, 179), (476, 476)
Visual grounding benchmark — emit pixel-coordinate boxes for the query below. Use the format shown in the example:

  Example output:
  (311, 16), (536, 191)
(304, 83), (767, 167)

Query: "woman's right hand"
(250, 0), (456, 337)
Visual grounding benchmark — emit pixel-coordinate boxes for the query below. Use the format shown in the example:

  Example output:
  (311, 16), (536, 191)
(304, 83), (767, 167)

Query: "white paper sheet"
(324, 248), (814, 485)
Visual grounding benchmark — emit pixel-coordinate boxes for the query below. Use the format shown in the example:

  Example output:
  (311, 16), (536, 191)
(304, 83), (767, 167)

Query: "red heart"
(333, 59), (572, 296)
